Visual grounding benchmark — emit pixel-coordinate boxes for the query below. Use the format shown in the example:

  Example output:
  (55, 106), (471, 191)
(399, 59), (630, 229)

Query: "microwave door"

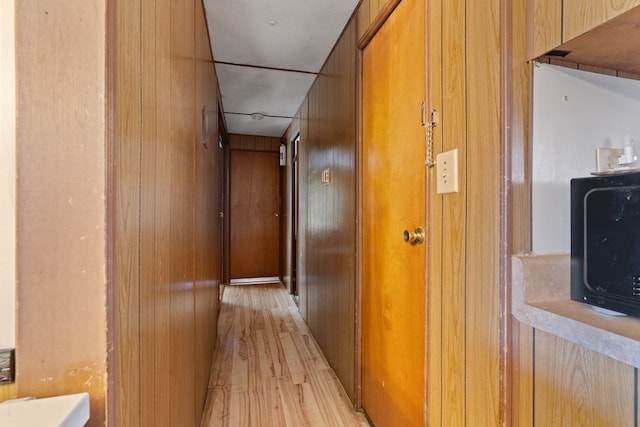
(584, 186), (640, 299)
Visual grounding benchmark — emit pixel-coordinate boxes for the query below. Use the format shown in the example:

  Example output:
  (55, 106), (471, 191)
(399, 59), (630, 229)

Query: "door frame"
(290, 133), (300, 298)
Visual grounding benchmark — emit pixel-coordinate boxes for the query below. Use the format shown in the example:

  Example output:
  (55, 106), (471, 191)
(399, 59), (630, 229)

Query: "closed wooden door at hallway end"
(230, 150), (280, 280)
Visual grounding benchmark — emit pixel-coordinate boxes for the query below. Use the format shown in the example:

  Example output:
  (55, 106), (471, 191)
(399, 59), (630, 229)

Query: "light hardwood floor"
(201, 283), (369, 426)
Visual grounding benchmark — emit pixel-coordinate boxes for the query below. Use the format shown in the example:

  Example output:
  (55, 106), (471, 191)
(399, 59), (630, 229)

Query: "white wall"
(532, 63), (640, 253)
(0, 0), (16, 349)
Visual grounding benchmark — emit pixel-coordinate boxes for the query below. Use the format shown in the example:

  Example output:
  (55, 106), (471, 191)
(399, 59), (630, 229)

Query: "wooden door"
(361, 0), (426, 425)
(230, 150), (280, 280)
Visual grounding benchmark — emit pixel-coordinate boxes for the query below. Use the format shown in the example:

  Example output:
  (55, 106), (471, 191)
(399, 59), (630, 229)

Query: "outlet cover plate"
(436, 149), (459, 194)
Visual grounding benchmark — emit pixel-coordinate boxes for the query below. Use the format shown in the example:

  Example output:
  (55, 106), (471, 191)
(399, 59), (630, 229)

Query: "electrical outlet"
(436, 149), (459, 194)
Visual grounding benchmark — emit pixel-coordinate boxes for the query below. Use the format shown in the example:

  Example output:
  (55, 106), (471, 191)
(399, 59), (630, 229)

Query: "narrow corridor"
(200, 283), (368, 426)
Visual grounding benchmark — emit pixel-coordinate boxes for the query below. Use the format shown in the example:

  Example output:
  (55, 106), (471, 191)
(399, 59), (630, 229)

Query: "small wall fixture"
(201, 106), (208, 148)
(279, 144), (286, 166)
(322, 168), (331, 184)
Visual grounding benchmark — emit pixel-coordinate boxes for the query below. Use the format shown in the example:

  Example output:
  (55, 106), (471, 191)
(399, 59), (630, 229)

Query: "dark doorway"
(290, 134), (300, 298)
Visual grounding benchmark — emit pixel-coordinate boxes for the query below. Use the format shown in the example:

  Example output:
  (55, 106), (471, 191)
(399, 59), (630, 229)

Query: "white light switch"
(436, 149), (459, 194)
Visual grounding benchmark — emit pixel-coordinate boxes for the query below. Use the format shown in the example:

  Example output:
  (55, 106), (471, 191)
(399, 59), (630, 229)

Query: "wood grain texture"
(511, 0), (532, 255)
(562, 0), (640, 43)
(0, 384), (16, 403)
(152, 0), (173, 424)
(356, 0), (371, 40)
(440, 0), (468, 424)
(510, 0), (533, 424)
(466, 0), (503, 424)
(169, 0), (197, 424)
(425, 0), (444, 424)
(202, 284), (368, 427)
(115, 0), (142, 423)
(230, 134), (281, 152)
(361, 0), (425, 424)
(357, 0), (401, 48)
(530, 0), (562, 58)
(194, 1), (221, 421)
(114, 0), (220, 425)
(513, 321), (534, 426)
(288, 17), (358, 402)
(550, 6), (640, 75)
(140, 0), (158, 423)
(534, 330), (635, 426)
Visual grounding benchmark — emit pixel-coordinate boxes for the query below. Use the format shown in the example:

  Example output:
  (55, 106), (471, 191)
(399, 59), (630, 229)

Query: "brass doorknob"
(403, 227), (425, 245)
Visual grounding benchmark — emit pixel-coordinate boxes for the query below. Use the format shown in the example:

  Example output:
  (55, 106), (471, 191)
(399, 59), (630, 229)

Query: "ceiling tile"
(216, 63), (315, 117)
(203, 0), (359, 136)
(224, 113), (292, 138)
(205, 0), (359, 72)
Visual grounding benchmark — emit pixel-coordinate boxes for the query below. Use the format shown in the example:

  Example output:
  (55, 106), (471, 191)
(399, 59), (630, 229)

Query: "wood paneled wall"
(281, 0), (640, 425)
(529, 0), (640, 59)
(423, 0), (505, 424)
(15, 1), (108, 425)
(114, 0), (221, 425)
(229, 134), (280, 152)
(287, 0), (506, 418)
(285, 17), (358, 402)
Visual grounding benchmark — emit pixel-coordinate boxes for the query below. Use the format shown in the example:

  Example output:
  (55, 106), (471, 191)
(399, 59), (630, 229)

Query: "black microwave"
(571, 172), (640, 317)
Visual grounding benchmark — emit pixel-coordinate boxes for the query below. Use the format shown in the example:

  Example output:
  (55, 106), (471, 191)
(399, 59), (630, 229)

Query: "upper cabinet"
(530, 0), (561, 60)
(530, 0), (640, 59)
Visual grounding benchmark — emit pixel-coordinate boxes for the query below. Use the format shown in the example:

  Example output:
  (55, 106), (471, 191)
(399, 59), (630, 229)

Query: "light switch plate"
(436, 149), (459, 194)
(321, 168), (331, 184)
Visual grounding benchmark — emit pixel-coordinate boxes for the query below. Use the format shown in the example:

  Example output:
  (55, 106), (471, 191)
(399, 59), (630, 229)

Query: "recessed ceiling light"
(250, 113), (265, 120)
(268, 20), (277, 26)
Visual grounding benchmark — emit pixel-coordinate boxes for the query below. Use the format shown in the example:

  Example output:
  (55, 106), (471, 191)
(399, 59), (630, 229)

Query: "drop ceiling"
(203, 0), (360, 138)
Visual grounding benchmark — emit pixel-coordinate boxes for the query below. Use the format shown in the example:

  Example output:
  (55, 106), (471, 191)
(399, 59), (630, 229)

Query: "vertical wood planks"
(0, 384), (15, 404)
(440, 0), (468, 424)
(530, 0), (562, 58)
(115, 0), (142, 423)
(153, 0), (173, 424)
(290, 17), (359, 403)
(140, 0), (158, 424)
(514, 322), (534, 425)
(169, 0), (196, 425)
(534, 331), (635, 426)
(426, 0), (444, 424)
(466, 0), (502, 424)
(114, 0), (221, 425)
(511, 0), (532, 255)
(229, 134), (281, 152)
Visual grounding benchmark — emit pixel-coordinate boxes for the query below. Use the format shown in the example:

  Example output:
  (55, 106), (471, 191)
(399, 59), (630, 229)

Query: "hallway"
(200, 283), (369, 426)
